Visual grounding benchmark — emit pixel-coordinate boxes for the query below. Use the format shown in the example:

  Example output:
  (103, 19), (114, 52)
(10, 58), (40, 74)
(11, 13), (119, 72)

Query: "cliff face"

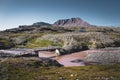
(53, 18), (91, 27)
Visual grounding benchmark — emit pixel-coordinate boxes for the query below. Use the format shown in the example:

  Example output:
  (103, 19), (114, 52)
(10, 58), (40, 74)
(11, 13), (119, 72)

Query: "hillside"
(0, 20), (120, 50)
(26, 32), (120, 52)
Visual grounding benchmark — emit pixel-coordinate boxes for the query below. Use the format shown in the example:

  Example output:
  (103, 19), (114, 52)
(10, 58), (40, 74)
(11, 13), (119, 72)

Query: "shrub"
(0, 38), (14, 49)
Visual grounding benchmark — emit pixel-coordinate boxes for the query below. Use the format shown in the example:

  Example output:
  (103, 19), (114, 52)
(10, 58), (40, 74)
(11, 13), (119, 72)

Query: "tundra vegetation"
(1, 26), (120, 50)
(0, 58), (120, 80)
(0, 25), (120, 80)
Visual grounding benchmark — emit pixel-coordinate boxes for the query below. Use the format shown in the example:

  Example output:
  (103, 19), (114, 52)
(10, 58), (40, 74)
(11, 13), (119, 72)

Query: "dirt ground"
(39, 49), (120, 67)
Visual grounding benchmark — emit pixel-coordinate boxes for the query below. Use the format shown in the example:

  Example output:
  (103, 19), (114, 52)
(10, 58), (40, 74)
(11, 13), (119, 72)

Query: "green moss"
(26, 39), (63, 48)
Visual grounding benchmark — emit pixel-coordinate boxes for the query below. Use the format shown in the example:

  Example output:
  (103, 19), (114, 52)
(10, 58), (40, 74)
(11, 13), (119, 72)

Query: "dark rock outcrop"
(53, 18), (91, 27)
(40, 58), (62, 67)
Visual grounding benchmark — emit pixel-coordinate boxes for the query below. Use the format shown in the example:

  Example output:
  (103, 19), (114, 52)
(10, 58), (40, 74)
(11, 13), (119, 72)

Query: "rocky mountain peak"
(53, 17), (91, 27)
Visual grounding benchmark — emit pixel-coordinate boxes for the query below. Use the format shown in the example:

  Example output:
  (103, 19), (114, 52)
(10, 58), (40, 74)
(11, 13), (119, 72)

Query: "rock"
(40, 58), (63, 67)
(70, 74), (74, 77)
(12, 36), (28, 45)
(59, 76), (66, 80)
(85, 50), (120, 64)
(75, 78), (80, 80)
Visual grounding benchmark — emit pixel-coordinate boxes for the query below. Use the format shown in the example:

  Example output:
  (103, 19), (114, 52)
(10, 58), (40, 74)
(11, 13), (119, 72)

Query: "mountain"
(4, 21), (72, 33)
(32, 22), (52, 27)
(4, 17), (91, 33)
(53, 18), (91, 27)
(19, 22), (52, 28)
(4, 22), (53, 33)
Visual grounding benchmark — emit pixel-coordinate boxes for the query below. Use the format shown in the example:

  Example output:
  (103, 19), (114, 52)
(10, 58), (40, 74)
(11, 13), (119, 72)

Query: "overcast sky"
(0, 0), (120, 30)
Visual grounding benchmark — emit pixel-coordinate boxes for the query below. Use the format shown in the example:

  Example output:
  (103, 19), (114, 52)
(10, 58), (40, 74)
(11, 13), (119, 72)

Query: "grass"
(0, 38), (14, 49)
(26, 39), (63, 48)
(0, 58), (120, 80)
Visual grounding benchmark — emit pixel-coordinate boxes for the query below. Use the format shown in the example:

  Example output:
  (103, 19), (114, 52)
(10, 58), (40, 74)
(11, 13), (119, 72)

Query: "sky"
(0, 0), (120, 30)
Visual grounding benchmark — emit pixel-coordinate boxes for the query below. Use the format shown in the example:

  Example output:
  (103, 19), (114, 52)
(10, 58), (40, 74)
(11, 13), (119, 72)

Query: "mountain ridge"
(53, 17), (91, 27)
(4, 17), (91, 31)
